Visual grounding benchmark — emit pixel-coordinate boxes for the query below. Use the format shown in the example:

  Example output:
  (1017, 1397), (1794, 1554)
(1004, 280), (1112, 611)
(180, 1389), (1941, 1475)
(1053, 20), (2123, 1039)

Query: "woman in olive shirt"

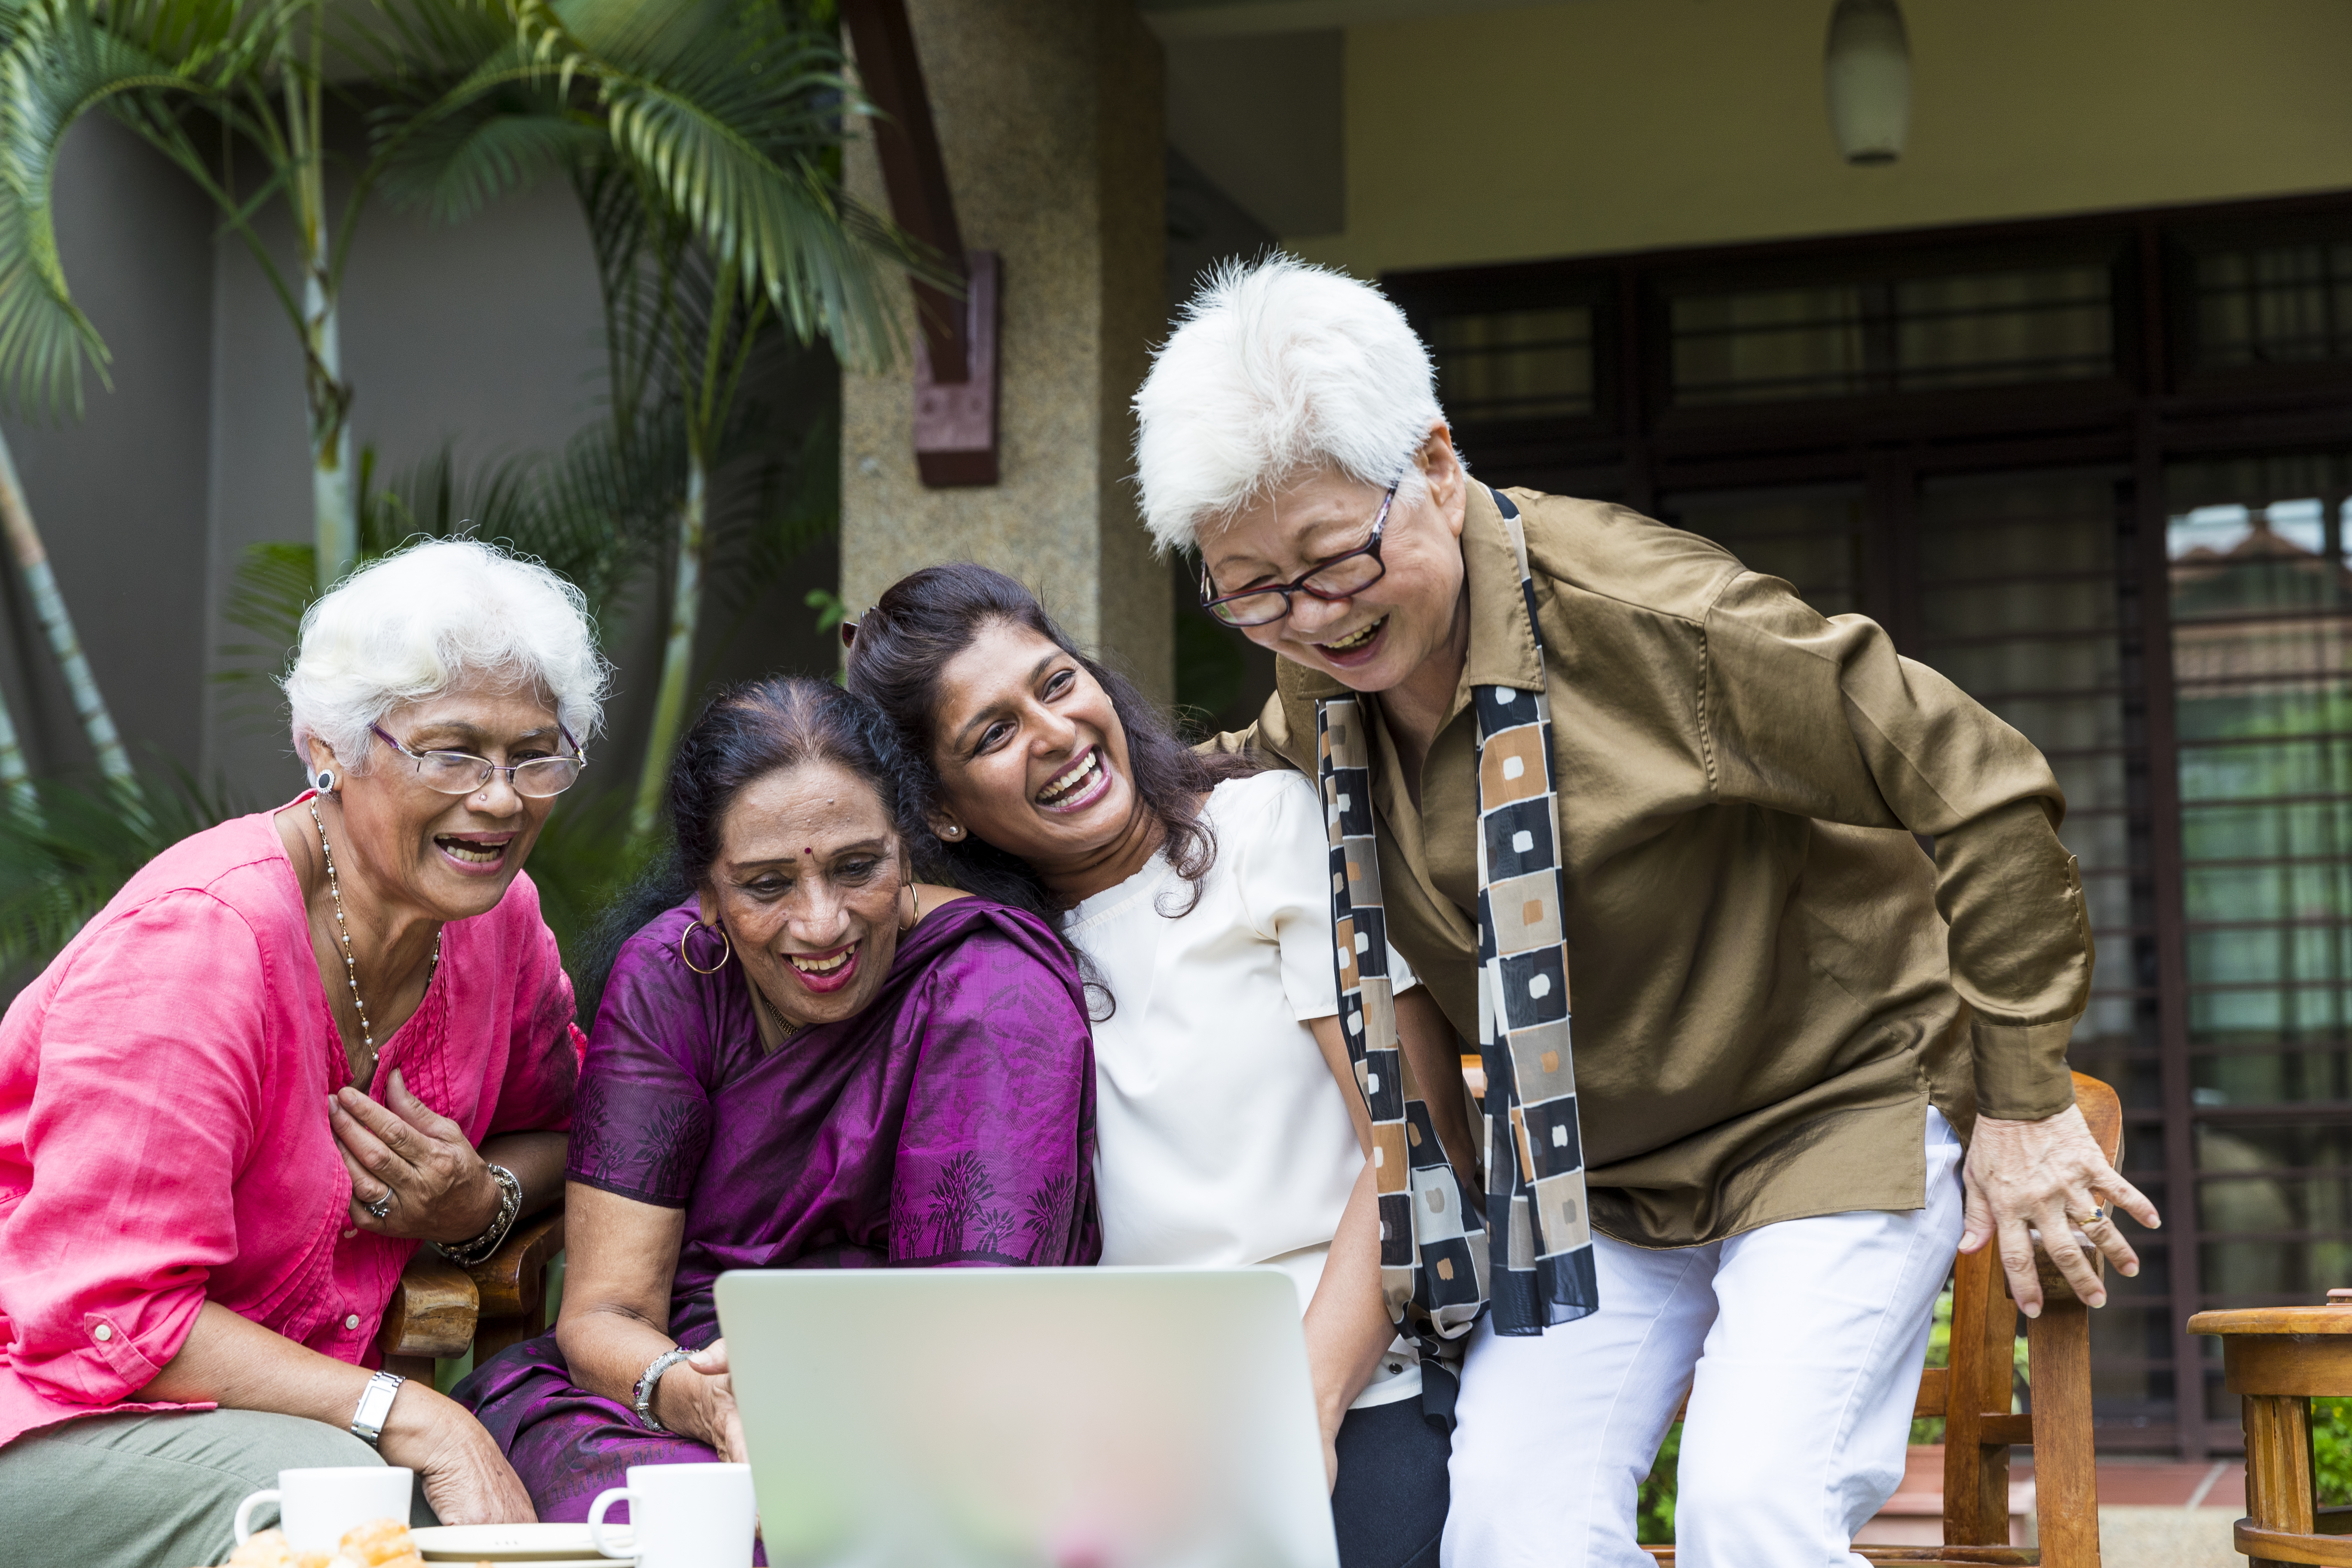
(1133, 256), (2157, 1568)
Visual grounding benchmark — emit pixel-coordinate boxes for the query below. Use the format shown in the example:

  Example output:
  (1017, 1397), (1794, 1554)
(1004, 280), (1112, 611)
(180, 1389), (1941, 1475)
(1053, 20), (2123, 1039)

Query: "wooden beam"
(840, 0), (1001, 486)
(842, 0), (966, 380)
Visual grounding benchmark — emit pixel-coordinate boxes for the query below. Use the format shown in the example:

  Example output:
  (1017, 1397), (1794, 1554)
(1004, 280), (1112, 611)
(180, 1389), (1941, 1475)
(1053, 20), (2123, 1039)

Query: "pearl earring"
(941, 824), (962, 840)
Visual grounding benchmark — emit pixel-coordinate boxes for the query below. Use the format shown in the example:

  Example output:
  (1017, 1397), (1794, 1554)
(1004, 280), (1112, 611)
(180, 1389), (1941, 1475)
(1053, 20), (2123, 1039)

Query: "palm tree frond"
(0, 763), (250, 972)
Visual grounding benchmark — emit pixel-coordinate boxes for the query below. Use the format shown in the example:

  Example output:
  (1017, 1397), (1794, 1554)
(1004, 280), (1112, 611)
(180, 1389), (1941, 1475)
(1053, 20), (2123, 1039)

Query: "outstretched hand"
(1960, 1104), (2159, 1317)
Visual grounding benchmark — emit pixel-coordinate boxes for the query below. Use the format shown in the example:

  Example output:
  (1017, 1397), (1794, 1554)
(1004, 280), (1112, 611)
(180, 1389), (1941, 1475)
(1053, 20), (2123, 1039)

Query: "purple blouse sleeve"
(566, 919), (717, 1208)
(887, 922), (1101, 1267)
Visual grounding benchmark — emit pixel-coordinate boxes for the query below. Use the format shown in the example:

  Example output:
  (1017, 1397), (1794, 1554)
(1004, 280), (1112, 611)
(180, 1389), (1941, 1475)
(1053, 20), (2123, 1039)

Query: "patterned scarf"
(1317, 490), (1599, 1359)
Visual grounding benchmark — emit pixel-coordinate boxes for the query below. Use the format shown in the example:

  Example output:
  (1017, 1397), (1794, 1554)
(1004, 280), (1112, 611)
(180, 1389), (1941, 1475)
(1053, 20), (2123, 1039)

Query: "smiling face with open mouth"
(700, 758), (906, 1031)
(926, 621), (1156, 896)
(304, 677), (566, 926)
(1198, 429), (1472, 698)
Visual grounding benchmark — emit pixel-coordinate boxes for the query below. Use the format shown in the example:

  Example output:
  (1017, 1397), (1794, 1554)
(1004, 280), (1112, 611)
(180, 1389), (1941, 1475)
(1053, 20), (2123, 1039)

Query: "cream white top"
(1067, 769), (1421, 1409)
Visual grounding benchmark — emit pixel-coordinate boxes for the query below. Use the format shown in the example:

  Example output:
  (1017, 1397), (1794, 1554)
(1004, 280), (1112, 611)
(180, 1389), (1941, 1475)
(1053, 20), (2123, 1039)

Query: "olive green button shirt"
(1219, 484), (2091, 1248)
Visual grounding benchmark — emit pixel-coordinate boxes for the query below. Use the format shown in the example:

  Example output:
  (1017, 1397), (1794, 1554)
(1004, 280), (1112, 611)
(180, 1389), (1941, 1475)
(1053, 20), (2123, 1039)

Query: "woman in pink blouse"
(0, 539), (601, 1568)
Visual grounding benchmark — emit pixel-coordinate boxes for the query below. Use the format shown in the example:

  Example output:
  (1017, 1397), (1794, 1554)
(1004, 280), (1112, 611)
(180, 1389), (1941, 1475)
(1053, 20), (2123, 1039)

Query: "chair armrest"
(376, 1248), (480, 1360)
(2069, 1069), (2122, 1165)
(466, 1207), (566, 1320)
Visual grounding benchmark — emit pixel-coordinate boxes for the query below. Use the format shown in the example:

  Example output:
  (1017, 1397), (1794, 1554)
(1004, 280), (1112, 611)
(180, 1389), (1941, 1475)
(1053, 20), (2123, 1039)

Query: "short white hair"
(284, 537), (611, 775)
(1133, 254), (1451, 555)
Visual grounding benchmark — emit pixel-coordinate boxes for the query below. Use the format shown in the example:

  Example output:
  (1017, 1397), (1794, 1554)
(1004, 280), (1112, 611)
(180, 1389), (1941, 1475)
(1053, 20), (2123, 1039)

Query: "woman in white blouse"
(846, 564), (1476, 1568)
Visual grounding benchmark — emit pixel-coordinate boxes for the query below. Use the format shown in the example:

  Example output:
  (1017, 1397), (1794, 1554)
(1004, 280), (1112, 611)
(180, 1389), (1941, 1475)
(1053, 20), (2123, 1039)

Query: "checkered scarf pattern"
(1316, 490), (1599, 1343)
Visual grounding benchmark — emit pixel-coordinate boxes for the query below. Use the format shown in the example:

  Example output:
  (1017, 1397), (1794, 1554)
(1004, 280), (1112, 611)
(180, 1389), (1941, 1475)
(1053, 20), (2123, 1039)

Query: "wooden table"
(2188, 1289), (2352, 1568)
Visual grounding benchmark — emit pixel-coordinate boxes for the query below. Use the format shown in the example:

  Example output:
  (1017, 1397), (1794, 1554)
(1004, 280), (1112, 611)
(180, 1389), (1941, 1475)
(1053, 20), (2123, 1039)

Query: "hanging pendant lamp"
(1825, 0), (1911, 165)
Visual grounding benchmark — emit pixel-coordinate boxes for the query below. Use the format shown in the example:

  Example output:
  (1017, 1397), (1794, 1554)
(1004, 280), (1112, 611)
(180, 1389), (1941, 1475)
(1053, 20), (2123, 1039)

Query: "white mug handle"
(233, 1488), (281, 1545)
(587, 1487), (639, 1559)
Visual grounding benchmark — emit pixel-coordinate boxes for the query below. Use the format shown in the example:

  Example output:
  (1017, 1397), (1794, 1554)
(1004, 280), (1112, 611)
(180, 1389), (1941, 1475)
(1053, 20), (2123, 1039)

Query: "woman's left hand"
(330, 1068), (499, 1242)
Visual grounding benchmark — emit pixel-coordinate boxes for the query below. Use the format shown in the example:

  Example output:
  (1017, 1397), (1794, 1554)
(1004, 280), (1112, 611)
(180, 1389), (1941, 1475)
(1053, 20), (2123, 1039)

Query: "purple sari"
(455, 896), (1100, 1522)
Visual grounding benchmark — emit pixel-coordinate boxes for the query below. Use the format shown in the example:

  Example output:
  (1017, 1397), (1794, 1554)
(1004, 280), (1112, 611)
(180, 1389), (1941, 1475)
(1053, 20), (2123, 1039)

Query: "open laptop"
(715, 1266), (1341, 1568)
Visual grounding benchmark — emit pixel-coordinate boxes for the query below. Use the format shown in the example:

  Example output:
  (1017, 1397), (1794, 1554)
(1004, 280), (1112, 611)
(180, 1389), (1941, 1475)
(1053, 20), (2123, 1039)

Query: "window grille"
(2196, 243), (2352, 368)
(1667, 266), (2113, 405)
(1425, 306), (1594, 421)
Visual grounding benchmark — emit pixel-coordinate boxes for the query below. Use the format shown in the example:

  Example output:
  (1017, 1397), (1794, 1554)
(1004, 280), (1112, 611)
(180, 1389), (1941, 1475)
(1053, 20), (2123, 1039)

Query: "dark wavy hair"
(577, 675), (932, 1019)
(842, 563), (1256, 942)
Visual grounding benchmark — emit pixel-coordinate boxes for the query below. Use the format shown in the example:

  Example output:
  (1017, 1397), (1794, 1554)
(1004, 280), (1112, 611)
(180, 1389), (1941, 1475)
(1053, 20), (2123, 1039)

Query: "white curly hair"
(282, 537), (610, 778)
(1133, 254), (1453, 555)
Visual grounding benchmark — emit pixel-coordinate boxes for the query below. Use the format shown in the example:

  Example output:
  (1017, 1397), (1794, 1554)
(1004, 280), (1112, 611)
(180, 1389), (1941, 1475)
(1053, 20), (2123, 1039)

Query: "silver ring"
(364, 1193), (392, 1221)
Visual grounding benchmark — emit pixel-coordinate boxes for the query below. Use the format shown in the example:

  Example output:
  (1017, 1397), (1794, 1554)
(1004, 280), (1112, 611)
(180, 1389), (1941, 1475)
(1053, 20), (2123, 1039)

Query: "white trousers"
(1442, 1110), (1964, 1568)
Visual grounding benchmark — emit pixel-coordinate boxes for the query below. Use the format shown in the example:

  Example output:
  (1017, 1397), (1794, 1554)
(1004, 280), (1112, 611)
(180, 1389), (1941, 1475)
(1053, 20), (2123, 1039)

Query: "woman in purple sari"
(455, 676), (1099, 1521)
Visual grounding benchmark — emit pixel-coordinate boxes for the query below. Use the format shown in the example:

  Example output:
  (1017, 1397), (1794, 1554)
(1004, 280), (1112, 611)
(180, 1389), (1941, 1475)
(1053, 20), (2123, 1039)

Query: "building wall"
(0, 120), (216, 786)
(1292, 0), (2352, 276)
(840, 0), (1174, 704)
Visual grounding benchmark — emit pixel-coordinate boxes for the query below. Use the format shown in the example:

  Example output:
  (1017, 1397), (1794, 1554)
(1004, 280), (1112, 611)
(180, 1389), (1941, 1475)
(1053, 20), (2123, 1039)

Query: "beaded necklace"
(309, 800), (441, 1087)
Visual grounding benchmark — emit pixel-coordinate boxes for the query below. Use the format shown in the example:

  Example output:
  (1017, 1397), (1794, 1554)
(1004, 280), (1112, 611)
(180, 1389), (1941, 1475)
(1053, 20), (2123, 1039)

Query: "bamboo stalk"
(0, 426), (136, 794)
(631, 453), (707, 839)
(293, 26), (356, 595)
(0, 678), (34, 815)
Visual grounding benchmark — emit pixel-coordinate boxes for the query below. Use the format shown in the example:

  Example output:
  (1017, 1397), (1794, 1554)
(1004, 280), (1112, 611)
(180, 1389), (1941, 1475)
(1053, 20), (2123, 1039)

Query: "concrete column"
(841, 0), (1172, 704)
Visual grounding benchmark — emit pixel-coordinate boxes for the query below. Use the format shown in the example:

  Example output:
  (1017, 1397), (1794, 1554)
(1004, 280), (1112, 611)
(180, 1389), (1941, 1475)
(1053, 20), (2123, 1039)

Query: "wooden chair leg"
(2242, 1393), (2316, 1568)
(1943, 1247), (2015, 1547)
(2025, 1298), (2100, 1568)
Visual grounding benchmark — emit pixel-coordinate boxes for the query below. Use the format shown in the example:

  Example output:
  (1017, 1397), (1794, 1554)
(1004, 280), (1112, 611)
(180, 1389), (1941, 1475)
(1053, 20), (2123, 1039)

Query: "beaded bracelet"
(438, 1162), (522, 1267)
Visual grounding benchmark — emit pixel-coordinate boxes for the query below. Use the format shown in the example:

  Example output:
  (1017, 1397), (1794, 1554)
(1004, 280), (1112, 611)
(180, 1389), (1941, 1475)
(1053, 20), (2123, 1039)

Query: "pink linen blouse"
(0, 795), (579, 1449)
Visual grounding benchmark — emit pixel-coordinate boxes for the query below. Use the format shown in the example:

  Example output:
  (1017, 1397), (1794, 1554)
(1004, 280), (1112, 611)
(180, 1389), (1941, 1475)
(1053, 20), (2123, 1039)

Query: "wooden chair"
(1647, 1070), (2122, 1568)
(377, 1208), (566, 1379)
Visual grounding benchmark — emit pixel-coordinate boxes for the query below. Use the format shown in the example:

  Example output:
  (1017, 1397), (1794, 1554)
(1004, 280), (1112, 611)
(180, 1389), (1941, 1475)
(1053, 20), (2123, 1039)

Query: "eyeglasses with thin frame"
(1198, 479), (1399, 628)
(370, 724), (588, 799)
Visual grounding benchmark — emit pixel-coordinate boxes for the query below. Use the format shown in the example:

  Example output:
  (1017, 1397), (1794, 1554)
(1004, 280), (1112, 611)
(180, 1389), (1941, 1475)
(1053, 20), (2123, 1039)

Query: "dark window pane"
(2196, 242), (2352, 368)
(1666, 266), (2113, 406)
(1427, 306), (1594, 420)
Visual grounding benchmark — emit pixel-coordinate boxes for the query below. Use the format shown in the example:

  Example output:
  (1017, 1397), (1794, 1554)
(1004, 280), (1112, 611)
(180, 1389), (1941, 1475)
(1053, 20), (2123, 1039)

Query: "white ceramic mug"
(233, 1466), (414, 1553)
(588, 1461), (755, 1567)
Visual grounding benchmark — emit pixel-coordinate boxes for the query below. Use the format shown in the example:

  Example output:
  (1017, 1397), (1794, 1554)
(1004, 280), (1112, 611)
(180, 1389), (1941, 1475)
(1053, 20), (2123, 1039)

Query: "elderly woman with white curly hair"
(1139, 257), (2159, 1568)
(0, 539), (602, 1568)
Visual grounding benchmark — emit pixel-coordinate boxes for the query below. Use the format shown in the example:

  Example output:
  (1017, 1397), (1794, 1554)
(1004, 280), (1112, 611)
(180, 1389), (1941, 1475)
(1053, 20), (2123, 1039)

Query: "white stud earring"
(315, 769), (336, 793)
(940, 824), (962, 840)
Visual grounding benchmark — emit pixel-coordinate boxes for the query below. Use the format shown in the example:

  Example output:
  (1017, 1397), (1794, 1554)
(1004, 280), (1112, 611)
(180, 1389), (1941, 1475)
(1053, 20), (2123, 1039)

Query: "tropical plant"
(0, 764), (249, 971)
(376, 0), (925, 835)
(0, 0), (454, 592)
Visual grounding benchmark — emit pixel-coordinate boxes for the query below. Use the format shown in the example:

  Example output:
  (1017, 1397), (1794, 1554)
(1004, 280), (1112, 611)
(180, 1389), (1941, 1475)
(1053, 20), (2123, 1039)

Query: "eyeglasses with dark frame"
(1198, 479), (1400, 628)
(369, 723), (588, 799)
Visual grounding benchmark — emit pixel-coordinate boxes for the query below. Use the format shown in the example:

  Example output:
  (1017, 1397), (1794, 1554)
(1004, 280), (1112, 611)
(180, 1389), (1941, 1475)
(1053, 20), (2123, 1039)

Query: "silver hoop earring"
(314, 769), (336, 793)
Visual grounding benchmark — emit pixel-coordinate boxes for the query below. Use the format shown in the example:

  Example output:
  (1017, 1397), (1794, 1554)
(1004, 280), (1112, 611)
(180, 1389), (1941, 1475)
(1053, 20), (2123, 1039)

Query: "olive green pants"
(0, 1408), (433, 1568)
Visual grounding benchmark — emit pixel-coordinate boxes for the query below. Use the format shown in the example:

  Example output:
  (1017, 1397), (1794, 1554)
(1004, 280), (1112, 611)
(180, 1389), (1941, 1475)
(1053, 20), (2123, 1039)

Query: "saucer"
(410, 1522), (633, 1562)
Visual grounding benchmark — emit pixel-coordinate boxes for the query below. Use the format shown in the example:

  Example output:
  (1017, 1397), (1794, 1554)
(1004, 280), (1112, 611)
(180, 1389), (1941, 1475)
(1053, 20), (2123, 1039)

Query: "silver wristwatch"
(633, 1344), (696, 1433)
(438, 1162), (523, 1266)
(350, 1369), (405, 1447)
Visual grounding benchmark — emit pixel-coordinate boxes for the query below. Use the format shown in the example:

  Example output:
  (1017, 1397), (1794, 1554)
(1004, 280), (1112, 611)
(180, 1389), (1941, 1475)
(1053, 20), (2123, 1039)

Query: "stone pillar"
(841, 0), (1171, 704)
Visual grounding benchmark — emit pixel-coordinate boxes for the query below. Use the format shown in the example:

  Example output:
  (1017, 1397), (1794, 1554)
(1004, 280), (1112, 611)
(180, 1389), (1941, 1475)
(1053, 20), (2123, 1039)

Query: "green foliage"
(0, 0), (296, 418)
(212, 431), (682, 728)
(0, 766), (251, 971)
(519, 788), (656, 968)
(1637, 1421), (1679, 1544)
(2315, 1397), (2352, 1507)
(805, 586), (847, 637)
